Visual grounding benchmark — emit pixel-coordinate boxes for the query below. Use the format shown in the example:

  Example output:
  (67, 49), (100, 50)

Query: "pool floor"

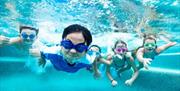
(0, 61), (179, 91)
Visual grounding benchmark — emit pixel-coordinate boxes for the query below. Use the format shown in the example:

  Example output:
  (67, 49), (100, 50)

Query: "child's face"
(89, 47), (100, 53)
(114, 43), (127, 55)
(20, 29), (37, 45)
(61, 32), (87, 60)
(144, 39), (156, 52)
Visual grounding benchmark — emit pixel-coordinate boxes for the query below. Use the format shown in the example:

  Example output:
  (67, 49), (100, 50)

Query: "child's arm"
(106, 65), (118, 87)
(93, 55), (112, 77)
(125, 54), (139, 86)
(9, 37), (21, 45)
(0, 35), (10, 46)
(0, 35), (21, 46)
(92, 58), (101, 78)
(99, 57), (111, 65)
(29, 48), (46, 67)
(136, 48), (152, 69)
(156, 42), (177, 54)
(29, 48), (41, 57)
(125, 69), (139, 86)
(136, 48), (145, 63)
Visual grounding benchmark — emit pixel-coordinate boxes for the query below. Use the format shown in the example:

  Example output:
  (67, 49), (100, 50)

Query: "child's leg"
(106, 65), (118, 86)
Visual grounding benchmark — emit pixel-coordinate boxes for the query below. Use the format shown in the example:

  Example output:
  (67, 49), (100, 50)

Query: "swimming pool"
(0, 0), (180, 91)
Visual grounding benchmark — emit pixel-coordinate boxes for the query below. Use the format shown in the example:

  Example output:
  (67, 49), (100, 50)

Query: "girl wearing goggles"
(106, 40), (139, 86)
(136, 37), (177, 70)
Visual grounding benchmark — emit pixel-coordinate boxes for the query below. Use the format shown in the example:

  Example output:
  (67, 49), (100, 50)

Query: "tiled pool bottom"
(0, 60), (179, 91)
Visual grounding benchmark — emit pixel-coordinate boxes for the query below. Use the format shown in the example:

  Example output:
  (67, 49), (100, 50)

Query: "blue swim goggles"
(60, 39), (88, 53)
(21, 32), (36, 40)
(87, 50), (101, 57)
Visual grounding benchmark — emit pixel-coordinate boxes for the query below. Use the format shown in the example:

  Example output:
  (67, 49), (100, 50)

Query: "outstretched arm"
(0, 35), (21, 46)
(156, 42), (177, 54)
(0, 35), (10, 46)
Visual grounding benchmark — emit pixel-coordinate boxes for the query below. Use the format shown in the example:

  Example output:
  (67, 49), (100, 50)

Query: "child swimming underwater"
(87, 45), (111, 78)
(106, 40), (139, 86)
(0, 26), (40, 51)
(135, 36), (177, 70)
(0, 25), (45, 73)
(36, 24), (93, 73)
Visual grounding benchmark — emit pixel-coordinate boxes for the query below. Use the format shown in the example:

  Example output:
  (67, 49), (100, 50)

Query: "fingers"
(146, 60), (151, 65)
(3, 38), (10, 42)
(147, 58), (152, 61)
(38, 60), (42, 66)
(38, 59), (46, 67)
(144, 65), (149, 70)
(0, 37), (10, 44)
(42, 62), (45, 68)
(143, 62), (149, 70)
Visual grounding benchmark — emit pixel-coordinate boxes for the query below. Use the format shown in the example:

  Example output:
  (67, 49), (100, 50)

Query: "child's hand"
(111, 80), (118, 87)
(143, 58), (152, 69)
(38, 58), (46, 67)
(0, 35), (9, 45)
(125, 79), (133, 86)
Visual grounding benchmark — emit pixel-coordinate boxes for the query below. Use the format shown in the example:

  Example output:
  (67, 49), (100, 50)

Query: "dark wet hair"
(62, 24), (92, 46)
(19, 26), (39, 35)
(89, 45), (101, 53)
(112, 40), (127, 51)
(142, 37), (157, 45)
(143, 33), (157, 39)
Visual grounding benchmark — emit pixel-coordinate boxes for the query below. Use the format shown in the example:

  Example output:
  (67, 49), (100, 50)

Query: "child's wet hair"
(112, 40), (127, 51)
(89, 45), (101, 53)
(143, 33), (157, 39)
(62, 24), (92, 46)
(19, 26), (39, 35)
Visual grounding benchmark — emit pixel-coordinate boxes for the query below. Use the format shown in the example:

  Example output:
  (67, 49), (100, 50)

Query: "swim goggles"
(87, 50), (101, 56)
(115, 47), (128, 53)
(60, 39), (88, 53)
(144, 43), (156, 49)
(21, 32), (36, 40)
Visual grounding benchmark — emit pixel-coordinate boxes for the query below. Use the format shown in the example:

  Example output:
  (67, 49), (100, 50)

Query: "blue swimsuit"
(41, 52), (92, 73)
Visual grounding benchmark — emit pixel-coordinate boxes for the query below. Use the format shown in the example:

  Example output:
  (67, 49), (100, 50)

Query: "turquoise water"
(0, 0), (180, 91)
